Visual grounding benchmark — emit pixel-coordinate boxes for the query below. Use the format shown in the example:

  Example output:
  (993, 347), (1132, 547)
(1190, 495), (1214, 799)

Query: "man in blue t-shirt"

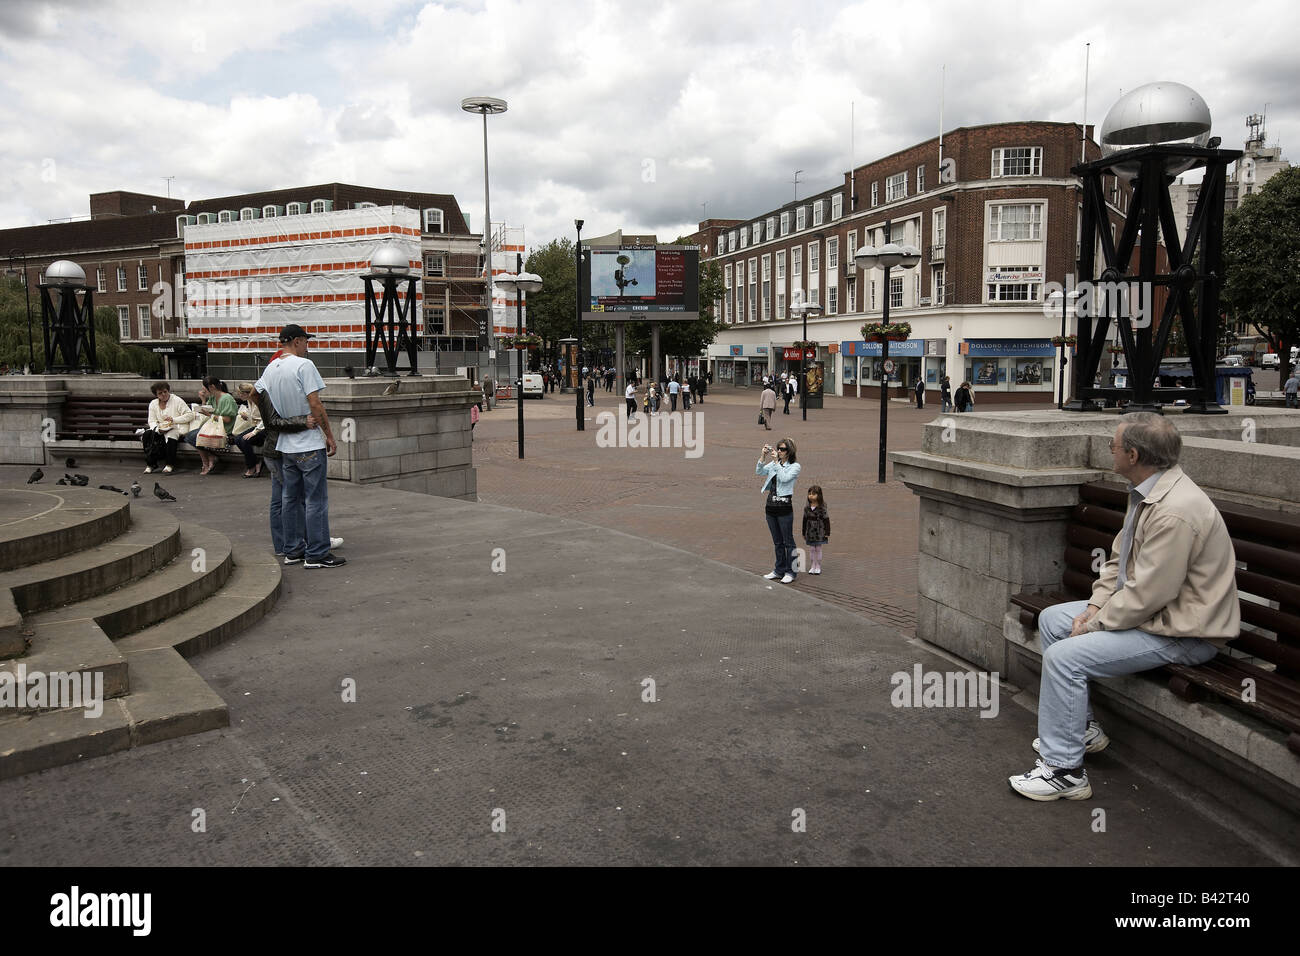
(255, 324), (345, 569)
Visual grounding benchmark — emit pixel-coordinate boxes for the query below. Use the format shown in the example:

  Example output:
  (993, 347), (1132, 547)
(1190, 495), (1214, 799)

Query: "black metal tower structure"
(39, 273), (97, 373)
(1068, 142), (1241, 413)
(362, 273), (421, 376)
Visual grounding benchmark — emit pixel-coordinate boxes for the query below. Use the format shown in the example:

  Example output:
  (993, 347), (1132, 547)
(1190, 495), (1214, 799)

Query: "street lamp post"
(495, 264), (543, 459)
(575, 219), (585, 431)
(855, 224), (921, 483)
(6, 249), (35, 371)
(461, 95), (507, 391)
(789, 292), (821, 422)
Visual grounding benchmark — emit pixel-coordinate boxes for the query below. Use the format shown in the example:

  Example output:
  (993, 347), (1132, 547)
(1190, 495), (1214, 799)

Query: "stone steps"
(0, 487), (280, 779)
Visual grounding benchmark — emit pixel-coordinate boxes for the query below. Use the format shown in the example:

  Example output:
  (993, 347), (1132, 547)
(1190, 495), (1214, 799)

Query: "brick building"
(1, 183), (484, 379)
(692, 121), (1136, 403)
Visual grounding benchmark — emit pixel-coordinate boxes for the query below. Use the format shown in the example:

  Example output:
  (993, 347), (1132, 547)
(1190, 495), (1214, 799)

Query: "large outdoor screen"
(580, 244), (699, 322)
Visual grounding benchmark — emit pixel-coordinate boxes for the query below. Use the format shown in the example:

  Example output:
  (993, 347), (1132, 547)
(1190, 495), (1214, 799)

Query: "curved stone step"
(0, 488), (131, 572)
(26, 524), (234, 641)
(115, 547), (282, 658)
(0, 617), (128, 711)
(0, 509), (181, 615)
(0, 704), (130, 780)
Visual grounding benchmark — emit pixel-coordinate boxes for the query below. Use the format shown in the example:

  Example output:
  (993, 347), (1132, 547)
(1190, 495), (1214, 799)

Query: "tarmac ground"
(0, 384), (1291, 866)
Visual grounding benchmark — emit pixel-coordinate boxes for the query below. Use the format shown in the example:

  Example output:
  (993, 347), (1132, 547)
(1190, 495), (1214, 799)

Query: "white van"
(1262, 353), (1280, 368)
(521, 373), (545, 399)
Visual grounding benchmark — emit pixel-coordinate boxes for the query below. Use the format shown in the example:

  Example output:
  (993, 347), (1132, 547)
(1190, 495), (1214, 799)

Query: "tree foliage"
(0, 278), (160, 374)
(1222, 165), (1300, 378)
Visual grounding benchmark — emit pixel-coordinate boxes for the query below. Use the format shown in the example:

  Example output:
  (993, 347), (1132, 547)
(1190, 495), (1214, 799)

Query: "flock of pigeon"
(26, 458), (176, 501)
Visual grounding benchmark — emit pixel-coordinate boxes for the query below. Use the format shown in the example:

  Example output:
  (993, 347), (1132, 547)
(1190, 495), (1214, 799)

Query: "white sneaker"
(143, 466), (152, 474)
(330, 536), (344, 549)
(780, 573), (795, 584)
(762, 572), (779, 580)
(1033, 720), (1109, 755)
(1009, 759), (1091, 801)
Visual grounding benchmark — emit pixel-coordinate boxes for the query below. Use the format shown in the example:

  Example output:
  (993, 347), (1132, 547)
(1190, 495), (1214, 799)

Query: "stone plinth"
(891, 407), (1300, 670)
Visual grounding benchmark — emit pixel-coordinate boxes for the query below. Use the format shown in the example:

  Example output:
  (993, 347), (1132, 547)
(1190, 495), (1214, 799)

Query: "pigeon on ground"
(383, 379), (401, 395)
(26, 468), (43, 484)
(98, 485), (126, 494)
(130, 480), (141, 498)
(154, 483), (176, 502)
(65, 457), (76, 469)
(70, 474), (89, 487)
(56, 478), (68, 485)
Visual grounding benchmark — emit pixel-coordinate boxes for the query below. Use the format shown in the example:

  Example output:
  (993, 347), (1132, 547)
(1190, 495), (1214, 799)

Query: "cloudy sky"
(1, 0), (1295, 250)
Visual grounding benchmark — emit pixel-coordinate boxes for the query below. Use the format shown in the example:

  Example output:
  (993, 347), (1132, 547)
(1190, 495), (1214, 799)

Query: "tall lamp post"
(6, 250), (35, 371)
(789, 292), (821, 422)
(855, 227), (920, 483)
(575, 218), (585, 431)
(496, 264), (543, 459)
(461, 95), (507, 391)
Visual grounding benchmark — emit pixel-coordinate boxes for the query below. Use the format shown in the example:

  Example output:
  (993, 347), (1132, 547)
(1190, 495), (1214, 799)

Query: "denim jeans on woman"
(264, 457), (285, 555)
(765, 511), (796, 578)
(280, 448), (331, 560)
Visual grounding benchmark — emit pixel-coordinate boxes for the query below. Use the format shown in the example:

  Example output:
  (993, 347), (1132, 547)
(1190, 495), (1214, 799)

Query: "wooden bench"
(1010, 480), (1300, 757)
(57, 397), (149, 441)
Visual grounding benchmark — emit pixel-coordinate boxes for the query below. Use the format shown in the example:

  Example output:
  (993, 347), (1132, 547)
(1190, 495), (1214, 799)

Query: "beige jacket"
(1087, 465), (1240, 646)
(147, 394), (195, 440)
(760, 387), (777, 412)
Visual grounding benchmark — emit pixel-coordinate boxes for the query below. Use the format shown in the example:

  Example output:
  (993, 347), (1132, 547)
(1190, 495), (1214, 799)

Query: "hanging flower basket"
(1051, 335), (1078, 347)
(861, 322), (911, 343)
(504, 334), (541, 350)
(1106, 345), (1125, 355)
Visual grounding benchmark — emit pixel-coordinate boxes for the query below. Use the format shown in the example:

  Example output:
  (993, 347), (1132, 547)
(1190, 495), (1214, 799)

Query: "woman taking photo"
(756, 437), (801, 584)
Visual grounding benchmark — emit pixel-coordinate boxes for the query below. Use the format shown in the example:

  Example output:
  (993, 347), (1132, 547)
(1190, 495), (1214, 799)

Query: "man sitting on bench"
(1010, 412), (1241, 801)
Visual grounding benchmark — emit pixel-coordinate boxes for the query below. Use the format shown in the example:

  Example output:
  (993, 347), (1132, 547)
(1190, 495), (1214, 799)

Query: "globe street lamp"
(855, 228), (921, 483)
(789, 291), (821, 422)
(495, 263), (543, 460)
(5, 249), (35, 371)
(461, 95), (507, 389)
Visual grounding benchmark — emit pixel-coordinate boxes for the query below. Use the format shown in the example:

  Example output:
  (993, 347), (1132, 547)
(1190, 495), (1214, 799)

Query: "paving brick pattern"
(474, 386), (1057, 637)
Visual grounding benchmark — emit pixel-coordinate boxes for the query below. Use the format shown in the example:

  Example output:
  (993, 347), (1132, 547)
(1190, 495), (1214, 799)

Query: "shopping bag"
(196, 415), (228, 450)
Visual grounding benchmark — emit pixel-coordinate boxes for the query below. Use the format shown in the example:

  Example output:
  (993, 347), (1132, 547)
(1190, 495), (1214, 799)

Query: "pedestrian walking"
(255, 324), (345, 569)
(668, 376), (680, 411)
(586, 374), (596, 407)
(954, 381), (974, 412)
(756, 438), (801, 584)
(802, 485), (830, 575)
(760, 382), (777, 429)
(941, 375), (952, 413)
(914, 377), (925, 409)
(625, 381), (638, 421)
(782, 374), (793, 414)
(1285, 372), (1299, 409)
(681, 377), (691, 410)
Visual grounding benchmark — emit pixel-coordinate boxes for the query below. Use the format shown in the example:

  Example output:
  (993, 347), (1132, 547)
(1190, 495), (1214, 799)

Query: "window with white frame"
(986, 264), (1042, 302)
(218, 210), (234, 223)
(808, 242), (819, 275)
(890, 275), (904, 309)
(832, 193), (843, 219)
(989, 203), (1043, 241)
(761, 254), (771, 320)
(740, 229), (748, 249)
(828, 286), (838, 315)
(886, 171), (908, 203)
(780, 212), (790, 236)
(871, 182), (879, 207)
(286, 202), (305, 215)
(138, 264), (148, 290)
(138, 304), (151, 338)
(917, 164), (925, 193)
(933, 265), (946, 306)
(761, 254), (771, 281)
(846, 230), (857, 269)
(991, 147), (1042, 177)
(724, 264), (732, 290)
(827, 237), (838, 270)
(96, 268), (106, 293)
(310, 199), (328, 214)
(813, 200), (824, 226)
(753, 222), (762, 244)
(791, 246), (802, 278)
(424, 254), (445, 277)
(118, 306), (130, 339)
(777, 289), (786, 320)
(870, 280), (876, 311)
(847, 279), (855, 313)
(748, 258), (757, 321)
(766, 216), (776, 239)
(807, 242), (819, 305)
(775, 250), (785, 280)
(796, 206), (806, 231)
(116, 267), (127, 292)
(933, 207), (947, 249)
(728, 231), (736, 252)
(423, 208), (444, 233)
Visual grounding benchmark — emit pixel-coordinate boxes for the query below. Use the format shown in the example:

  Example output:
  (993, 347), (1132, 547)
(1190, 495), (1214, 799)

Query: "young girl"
(802, 485), (830, 575)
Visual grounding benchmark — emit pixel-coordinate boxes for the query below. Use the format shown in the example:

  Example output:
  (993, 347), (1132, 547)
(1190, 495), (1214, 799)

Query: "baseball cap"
(279, 324), (315, 342)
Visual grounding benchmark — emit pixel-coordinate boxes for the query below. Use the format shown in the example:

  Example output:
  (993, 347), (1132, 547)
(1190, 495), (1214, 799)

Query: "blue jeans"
(765, 510), (796, 578)
(265, 457), (285, 554)
(1287, 393), (1297, 408)
(281, 448), (331, 560)
(1036, 600), (1217, 769)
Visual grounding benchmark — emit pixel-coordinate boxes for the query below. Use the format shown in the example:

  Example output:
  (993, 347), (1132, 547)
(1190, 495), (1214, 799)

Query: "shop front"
(960, 338), (1056, 402)
(840, 338), (928, 399)
(708, 344), (769, 387)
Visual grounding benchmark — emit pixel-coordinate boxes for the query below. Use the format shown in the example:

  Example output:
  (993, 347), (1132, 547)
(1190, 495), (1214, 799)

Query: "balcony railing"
(931, 244), (945, 261)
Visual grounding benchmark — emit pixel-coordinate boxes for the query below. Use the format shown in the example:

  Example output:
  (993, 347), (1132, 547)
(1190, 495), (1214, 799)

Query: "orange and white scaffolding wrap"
(184, 206), (423, 353)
